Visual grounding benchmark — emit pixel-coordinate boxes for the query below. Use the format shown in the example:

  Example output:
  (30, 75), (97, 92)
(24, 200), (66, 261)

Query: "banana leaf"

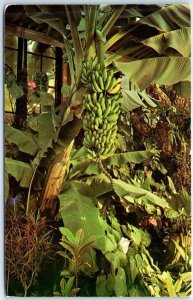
(141, 27), (191, 57)
(24, 6), (66, 37)
(5, 124), (38, 156)
(139, 4), (190, 31)
(115, 57), (190, 90)
(5, 158), (33, 188)
(104, 149), (159, 166)
(122, 90), (156, 112)
(114, 179), (170, 209)
(173, 81), (191, 98)
(59, 181), (113, 272)
(36, 113), (55, 149)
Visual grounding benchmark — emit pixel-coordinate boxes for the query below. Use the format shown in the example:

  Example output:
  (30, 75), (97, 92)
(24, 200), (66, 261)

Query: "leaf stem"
(101, 5), (126, 38)
(26, 164), (38, 215)
(96, 156), (115, 191)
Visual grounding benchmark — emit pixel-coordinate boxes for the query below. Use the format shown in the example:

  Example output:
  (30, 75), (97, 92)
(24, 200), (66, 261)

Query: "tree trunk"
(39, 140), (74, 218)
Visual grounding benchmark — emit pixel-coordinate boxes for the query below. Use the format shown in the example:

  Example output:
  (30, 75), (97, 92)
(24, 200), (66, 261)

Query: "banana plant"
(22, 4), (190, 213)
(25, 4), (190, 94)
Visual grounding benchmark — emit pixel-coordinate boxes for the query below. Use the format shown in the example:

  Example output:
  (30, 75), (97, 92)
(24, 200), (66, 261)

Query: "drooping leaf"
(129, 285), (148, 297)
(7, 81), (24, 99)
(114, 179), (170, 208)
(104, 149), (159, 167)
(105, 249), (127, 270)
(59, 181), (108, 271)
(25, 7), (66, 37)
(59, 181), (107, 246)
(173, 81), (191, 98)
(88, 174), (112, 197)
(27, 115), (38, 132)
(114, 267), (127, 296)
(70, 146), (87, 162)
(96, 275), (112, 297)
(141, 27), (191, 57)
(30, 91), (55, 105)
(171, 239), (186, 261)
(57, 117), (82, 149)
(5, 158), (33, 188)
(135, 253), (145, 269)
(103, 232), (117, 252)
(115, 134), (127, 152)
(61, 84), (71, 97)
(115, 57), (190, 90)
(69, 160), (101, 178)
(62, 276), (75, 296)
(59, 227), (76, 245)
(57, 251), (72, 262)
(121, 90), (158, 112)
(139, 4), (190, 31)
(36, 113), (55, 149)
(165, 272), (177, 297)
(75, 228), (84, 246)
(80, 234), (105, 252)
(179, 272), (191, 283)
(129, 256), (137, 284)
(122, 90), (145, 109)
(5, 124), (38, 156)
(138, 92), (158, 108)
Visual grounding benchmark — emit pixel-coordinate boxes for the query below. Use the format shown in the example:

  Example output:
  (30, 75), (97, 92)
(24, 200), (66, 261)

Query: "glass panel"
(5, 35), (18, 49)
(42, 57), (55, 87)
(27, 53), (41, 81)
(27, 40), (41, 54)
(43, 46), (56, 58)
(5, 49), (17, 74)
(5, 48), (17, 113)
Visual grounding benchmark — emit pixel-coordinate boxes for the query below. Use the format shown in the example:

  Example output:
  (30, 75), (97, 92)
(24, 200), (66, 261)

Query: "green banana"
(107, 113), (118, 122)
(105, 69), (114, 90)
(92, 92), (98, 104)
(107, 76), (116, 92)
(99, 93), (103, 102)
(113, 104), (120, 114)
(103, 105), (112, 117)
(95, 63), (101, 72)
(98, 75), (105, 90)
(92, 73), (102, 93)
(95, 71), (100, 79)
(101, 97), (106, 112)
(82, 59), (122, 158)
(110, 98), (116, 111)
(96, 103), (103, 117)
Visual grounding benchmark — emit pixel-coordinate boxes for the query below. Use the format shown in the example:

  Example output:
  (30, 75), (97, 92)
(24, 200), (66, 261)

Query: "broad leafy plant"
(5, 4), (191, 296)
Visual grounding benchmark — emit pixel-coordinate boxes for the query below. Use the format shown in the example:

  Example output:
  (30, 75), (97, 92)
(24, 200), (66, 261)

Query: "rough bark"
(39, 140), (74, 218)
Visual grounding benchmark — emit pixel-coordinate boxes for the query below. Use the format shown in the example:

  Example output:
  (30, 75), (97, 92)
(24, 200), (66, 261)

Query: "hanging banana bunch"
(81, 46), (122, 159)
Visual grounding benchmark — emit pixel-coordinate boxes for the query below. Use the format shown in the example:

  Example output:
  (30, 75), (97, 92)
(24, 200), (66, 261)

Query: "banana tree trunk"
(39, 140), (74, 218)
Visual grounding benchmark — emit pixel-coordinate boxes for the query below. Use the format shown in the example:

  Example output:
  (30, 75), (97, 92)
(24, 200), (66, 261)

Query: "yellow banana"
(107, 83), (121, 94)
